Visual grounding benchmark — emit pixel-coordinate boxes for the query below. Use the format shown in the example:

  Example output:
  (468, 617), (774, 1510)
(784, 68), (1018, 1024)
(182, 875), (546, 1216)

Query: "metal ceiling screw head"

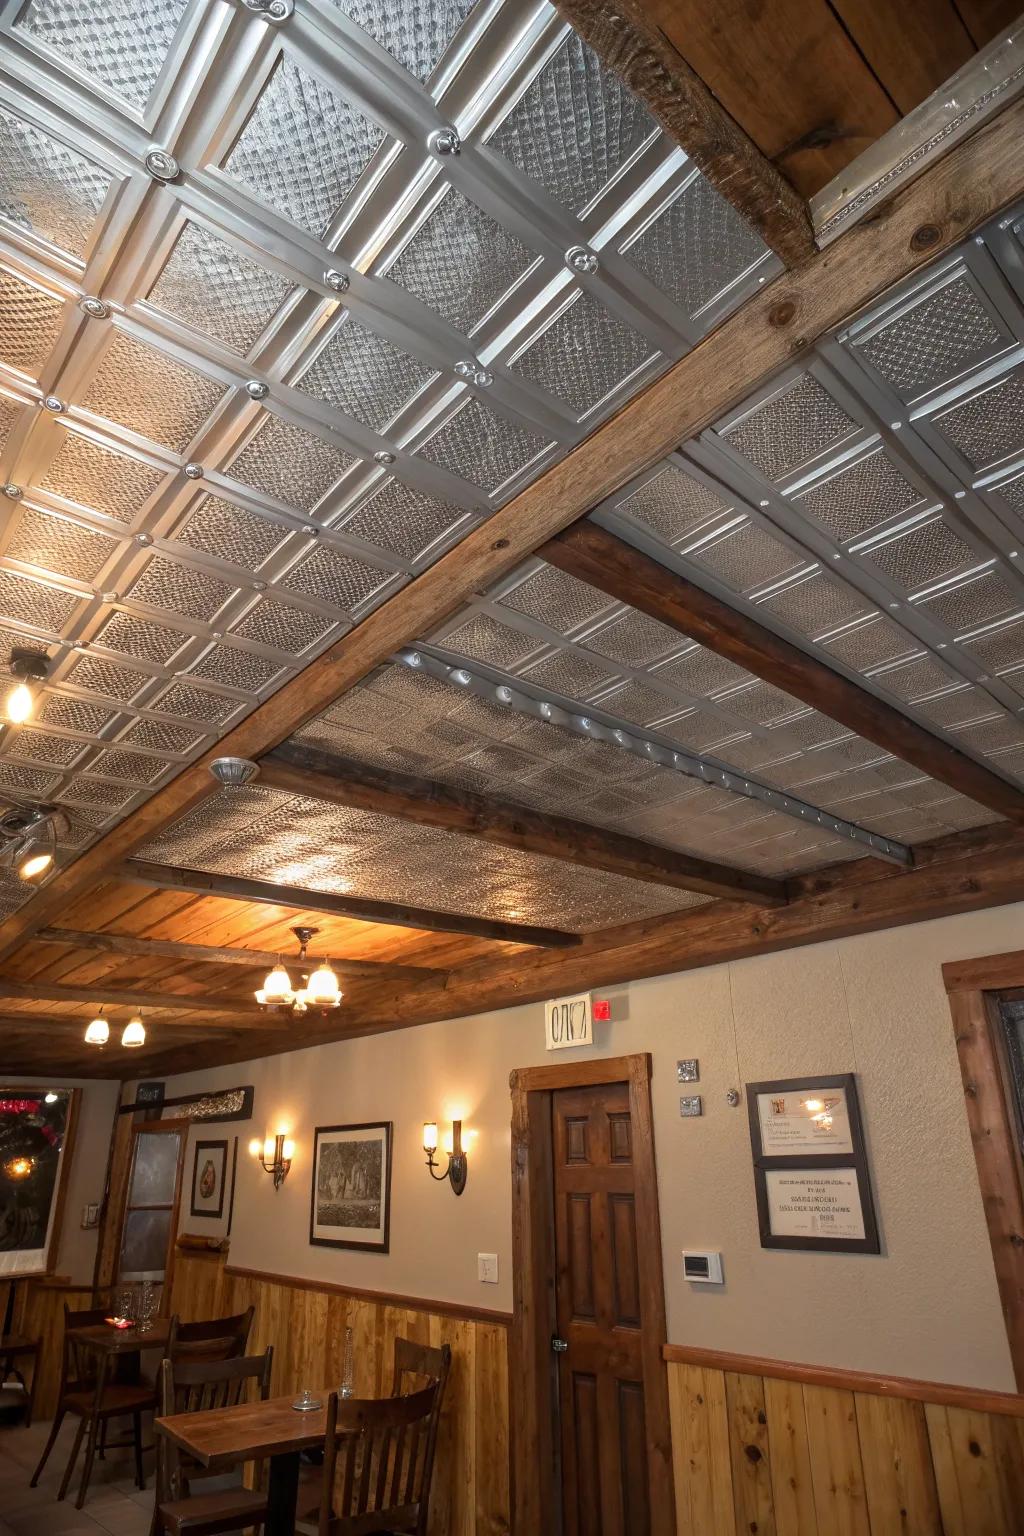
(183, 463), (204, 480)
(79, 296), (109, 319)
(209, 757), (260, 789)
(428, 126), (461, 156)
(242, 0), (293, 15)
(454, 360), (475, 378)
(324, 268), (349, 293)
(565, 246), (599, 275)
(3, 484), (22, 500)
(135, 532), (154, 546)
(144, 148), (180, 182)
(42, 395), (64, 413)
(245, 379), (269, 400)
(374, 450), (395, 465)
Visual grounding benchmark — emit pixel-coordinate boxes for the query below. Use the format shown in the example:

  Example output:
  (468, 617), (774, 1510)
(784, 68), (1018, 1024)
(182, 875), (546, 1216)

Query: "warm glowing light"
(84, 1015), (109, 1046)
(18, 849), (52, 880)
(121, 1015), (146, 1048)
(304, 962), (342, 1008)
(5, 680), (34, 724)
(3, 1155), (34, 1180)
(44, 1092), (58, 1103)
(422, 1121), (438, 1154)
(802, 1098), (824, 1113)
(257, 963), (293, 1006)
(263, 1136), (277, 1163)
(282, 1138), (295, 1162)
(248, 1138), (262, 1157)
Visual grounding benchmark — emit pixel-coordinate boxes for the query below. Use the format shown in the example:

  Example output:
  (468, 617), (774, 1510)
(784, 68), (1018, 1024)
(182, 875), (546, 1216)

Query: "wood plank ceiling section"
(1, 0), (1024, 1074)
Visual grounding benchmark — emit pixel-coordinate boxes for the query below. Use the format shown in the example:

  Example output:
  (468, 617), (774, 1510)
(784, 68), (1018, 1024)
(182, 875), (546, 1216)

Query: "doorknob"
(551, 1336), (568, 1353)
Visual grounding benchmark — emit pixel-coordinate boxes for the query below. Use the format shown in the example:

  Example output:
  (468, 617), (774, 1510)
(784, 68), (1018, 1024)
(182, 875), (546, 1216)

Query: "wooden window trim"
(115, 1118), (188, 1298)
(508, 1052), (674, 1535)
(943, 954), (1024, 1390)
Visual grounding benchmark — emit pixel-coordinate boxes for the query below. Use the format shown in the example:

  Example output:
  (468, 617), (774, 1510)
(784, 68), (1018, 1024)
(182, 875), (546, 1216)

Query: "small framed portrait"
(310, 1122), (392, 1254)
(190, 1139), (228, 1220)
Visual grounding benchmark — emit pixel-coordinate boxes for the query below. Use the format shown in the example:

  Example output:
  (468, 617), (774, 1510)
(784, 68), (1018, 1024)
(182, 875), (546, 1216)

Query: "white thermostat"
(682, 1250), (723, 1284)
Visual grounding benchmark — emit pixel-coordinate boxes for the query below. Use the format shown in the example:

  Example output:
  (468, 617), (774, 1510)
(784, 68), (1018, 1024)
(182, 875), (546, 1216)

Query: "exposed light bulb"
(423, 1121), (438, 1154)
(18, 849), (53, 881)
(121, 1015), (145, 1048)
(84, 1015), (109, 1046)
(3, 1155), (34, 1180)
(5, 681), (33, 724)
(44, 1092), (58, 1103)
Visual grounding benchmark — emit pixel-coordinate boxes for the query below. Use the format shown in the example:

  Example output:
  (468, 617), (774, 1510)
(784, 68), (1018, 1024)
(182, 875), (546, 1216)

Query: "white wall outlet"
(478, 1253), (499, 1284)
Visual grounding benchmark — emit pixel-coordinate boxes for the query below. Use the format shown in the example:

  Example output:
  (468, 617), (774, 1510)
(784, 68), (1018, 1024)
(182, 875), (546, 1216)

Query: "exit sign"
(544, 992), (593, 1050)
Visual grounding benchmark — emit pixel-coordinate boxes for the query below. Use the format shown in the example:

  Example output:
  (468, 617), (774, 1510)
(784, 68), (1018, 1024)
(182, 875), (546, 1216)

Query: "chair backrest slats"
(319, 1385), (438, 1536)
(156, 1349), (273, 1509)
(166, 1306), (255, 1363)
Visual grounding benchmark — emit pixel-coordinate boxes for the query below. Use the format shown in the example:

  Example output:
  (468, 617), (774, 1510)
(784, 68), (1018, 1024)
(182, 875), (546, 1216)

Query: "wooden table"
(71, 1320), (172, 1356)
(155, 1392), (328, 1536)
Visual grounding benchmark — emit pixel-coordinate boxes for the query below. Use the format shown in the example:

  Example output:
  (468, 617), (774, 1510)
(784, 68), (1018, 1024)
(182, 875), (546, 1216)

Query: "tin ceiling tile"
(961, 616), (1024, 674)
(915, 569), (1020, 632)
(583, 609), (682, 666)
(912, 687), (996, 729)
(152, 679), (237, 721)
(819, 616), (920, 671)
(187, 643), (284, 691)
(172, 494), (288, 570)
(65, 652), (150, 702)
(0, 761), (61, 795)
(5, 506), (118, 582)
(88, 746), (165, 783)
(650, 646), (753, 698)
(519, 650), (616, 696)
(437, 612), (543, 668)
(487, 33), (656, 216)
(415, 397), (552, 495)
(865, 518), (979, 592)
(952, 713), (1024, 754)
(78, 334), (224, 452)
(280, 544), (394, 611)
(852, 273), (1005, 397)
(685, 521), (805, 593)
(715, 679), (805, 725)
(757, 571), (870, 638)
(623, 173), (769, 318)
(325, 0), (477, 79)
(616, 465), (732, 545)
(227, 414), (356, 512)
(37, 691), (113, 733)
(0, 569), (80, 631)
(592, 678), (676, 726)
(792, 449), (929, 543)
(720, 374), (859, 482)
(119, 716), (202, 753)
(509, 292), (652, 416)
(231, 596), (335, 654)
(497, 563), (615, 633)
(0, 107), (110, 259)
(0, 269), (64, 376)
(6, 727), (87, 767)
(61, 775), (134, 807)
(0, 394), (20, 455)
(146, 223), (293, 354)
(223, 57), (386, 239)
(872, 655), (959, 700)
(37, 432), (165, 522)
(342, 477), (470, 561)
(93, 609), (188, 664)
(17, 0), (188, 109)
(384, 188), (535, 335)
(933, 369), (1024, 470)
(124, 554), (235, 623)
(294, 317), (436, 432)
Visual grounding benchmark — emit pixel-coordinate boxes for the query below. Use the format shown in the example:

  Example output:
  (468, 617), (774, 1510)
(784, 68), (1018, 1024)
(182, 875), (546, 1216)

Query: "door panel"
(553, 1080), (649, 1536)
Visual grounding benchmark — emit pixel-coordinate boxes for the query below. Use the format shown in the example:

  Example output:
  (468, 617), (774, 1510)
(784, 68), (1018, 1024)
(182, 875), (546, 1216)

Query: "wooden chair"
(316, 1384), (441, 1536)
(0, 1280), (40, 1426)
(166, 1308), (255, 1363)
(154, 1348), (274, 1536)
(30, 1304), (156, 1507)
(388, 1337), (451, 1521)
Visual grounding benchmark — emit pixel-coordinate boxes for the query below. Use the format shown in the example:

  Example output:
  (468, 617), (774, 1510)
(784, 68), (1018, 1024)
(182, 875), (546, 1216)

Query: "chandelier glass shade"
(256, 928), (342, 1014)
(84, 1014), (109, 1046)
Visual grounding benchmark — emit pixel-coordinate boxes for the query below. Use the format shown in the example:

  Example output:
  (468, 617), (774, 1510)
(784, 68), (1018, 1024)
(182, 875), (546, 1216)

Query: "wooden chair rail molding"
(663, 1342), (1024, 1418)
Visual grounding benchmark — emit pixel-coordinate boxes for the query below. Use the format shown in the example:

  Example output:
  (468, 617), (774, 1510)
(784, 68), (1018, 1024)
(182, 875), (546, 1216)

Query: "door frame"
(113, 1117), (188, 1300)
(508, 1053), (674, 1536)
(943, 951), (1024, 1389)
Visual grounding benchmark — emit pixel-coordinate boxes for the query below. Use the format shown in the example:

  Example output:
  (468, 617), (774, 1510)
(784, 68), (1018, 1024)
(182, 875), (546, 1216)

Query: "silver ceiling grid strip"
(0, 0), (778, 919)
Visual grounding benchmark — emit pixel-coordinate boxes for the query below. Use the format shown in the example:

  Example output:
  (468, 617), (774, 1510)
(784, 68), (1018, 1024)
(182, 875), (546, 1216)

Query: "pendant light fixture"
(84, 1011), (109, 1046)
(255, 927), (342, 1015)
(121, 1014), (146, 1048)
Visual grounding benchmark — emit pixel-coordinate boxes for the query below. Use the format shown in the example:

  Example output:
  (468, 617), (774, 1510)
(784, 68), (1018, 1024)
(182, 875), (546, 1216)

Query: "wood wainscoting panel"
(665, 1349), (1024, 1535)
(167, 1250), (510, 1536)
(12, 1278), (95, 1420)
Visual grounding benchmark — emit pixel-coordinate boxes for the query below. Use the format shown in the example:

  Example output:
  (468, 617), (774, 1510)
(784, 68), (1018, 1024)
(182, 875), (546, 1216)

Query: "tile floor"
(0, 1416), (155, 1536)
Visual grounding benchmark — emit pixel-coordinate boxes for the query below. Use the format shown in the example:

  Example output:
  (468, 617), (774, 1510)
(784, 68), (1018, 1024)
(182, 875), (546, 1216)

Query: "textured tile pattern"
(0, 106), (110, 257)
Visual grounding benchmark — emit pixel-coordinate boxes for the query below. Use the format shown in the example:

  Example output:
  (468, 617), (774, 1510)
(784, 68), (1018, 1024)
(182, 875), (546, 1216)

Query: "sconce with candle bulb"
(249, 1132), (294, 1189)
(422, 1119), (468, 1196)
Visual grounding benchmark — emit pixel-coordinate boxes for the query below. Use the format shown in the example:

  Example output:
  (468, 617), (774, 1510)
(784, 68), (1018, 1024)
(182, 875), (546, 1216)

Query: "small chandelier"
(255, 927), (342, 1015)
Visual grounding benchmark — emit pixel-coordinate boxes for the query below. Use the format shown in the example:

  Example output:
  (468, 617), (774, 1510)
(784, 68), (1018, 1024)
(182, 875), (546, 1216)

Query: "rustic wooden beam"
(121, 861), (582, 949)
(0, 978), (279, 1024)
(36, 926), (438, 980)
(542, 520), (1024, 827)
(552, 0), (815, 265)
(259, 743), (788, 907)
(1, 100), (1022, 964)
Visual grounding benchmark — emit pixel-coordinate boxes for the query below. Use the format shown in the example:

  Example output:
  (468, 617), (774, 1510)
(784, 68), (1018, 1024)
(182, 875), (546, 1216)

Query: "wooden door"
(552, 1079), (650, 1536)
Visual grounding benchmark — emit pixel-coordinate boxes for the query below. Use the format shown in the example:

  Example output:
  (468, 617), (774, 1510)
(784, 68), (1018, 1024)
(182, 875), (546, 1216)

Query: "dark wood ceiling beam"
(542, 521), (1024, 827)
(259, 743), (788, 907)
(0, 101), (1021, 966)
(121, 861), (582, 949)
(35, 926), (437, 980)
(0, 978), (280, 1025)
(553, 0), (815, 264)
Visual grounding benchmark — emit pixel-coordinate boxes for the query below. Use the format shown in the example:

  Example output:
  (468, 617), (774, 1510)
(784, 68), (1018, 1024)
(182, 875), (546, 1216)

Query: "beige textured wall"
(151, 900), (1024, 1393)
(4, 1075), (119, 1282)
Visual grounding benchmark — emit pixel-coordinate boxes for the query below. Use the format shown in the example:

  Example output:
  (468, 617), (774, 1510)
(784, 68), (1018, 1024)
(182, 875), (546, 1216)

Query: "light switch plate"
(478, 1253), (498, 1284)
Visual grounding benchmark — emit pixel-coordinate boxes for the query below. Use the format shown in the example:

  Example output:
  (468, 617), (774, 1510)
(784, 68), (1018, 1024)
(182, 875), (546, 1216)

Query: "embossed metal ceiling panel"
(0, 0), (777, 921)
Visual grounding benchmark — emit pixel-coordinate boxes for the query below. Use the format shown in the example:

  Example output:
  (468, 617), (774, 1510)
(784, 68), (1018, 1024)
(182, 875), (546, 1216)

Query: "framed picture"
(310, 1122), (392, 1253)
(0, 1086), (79, 1276)
(746, 1074), (879, 1254)
(190, 1139), (228, 1219)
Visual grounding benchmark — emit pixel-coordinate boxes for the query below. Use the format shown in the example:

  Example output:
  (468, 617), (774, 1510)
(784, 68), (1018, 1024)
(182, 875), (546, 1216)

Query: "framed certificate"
(746, 1074), (879, 1253)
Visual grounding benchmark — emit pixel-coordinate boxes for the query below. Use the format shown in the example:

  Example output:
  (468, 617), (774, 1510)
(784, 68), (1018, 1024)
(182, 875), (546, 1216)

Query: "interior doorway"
(509, 1054), (674, 1536)
(114, 1118), (186, 1305)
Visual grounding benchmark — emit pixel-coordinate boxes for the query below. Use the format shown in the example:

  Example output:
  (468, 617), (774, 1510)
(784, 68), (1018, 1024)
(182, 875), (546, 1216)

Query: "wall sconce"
(423, 1120), (468, 1196)
(249, 1133), (293, 1189)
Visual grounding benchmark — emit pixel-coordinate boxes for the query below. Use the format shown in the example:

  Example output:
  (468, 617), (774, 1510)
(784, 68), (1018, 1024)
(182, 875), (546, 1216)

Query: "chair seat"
(0, 1335), (39, 1358)
(64, 1382), (157, 1416)
(158, 1487), (268, 1536)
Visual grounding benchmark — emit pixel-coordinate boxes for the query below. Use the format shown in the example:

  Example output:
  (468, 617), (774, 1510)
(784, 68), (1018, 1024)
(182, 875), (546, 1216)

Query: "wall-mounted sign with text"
(544, 992), (593, 1050)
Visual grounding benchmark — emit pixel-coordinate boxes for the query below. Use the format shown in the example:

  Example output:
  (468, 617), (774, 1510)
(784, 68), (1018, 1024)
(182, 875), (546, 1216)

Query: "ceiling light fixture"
(84, 1011), (109, 1046)
(121, 1015), (146, 1048)
(0, 803), (67, 882)
(4, 649), (48, 725)
(255, 927), (342, 1015)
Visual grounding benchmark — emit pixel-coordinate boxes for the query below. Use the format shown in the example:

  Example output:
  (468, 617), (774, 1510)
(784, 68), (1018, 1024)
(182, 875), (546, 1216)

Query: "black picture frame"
(746, 1074), (880, 1254)
(309, 1121), (392, 1254)
(189, 1138), (228, 1220)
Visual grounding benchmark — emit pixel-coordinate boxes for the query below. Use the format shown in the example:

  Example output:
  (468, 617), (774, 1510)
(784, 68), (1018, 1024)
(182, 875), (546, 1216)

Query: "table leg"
(265, 1450), (301, 1536)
